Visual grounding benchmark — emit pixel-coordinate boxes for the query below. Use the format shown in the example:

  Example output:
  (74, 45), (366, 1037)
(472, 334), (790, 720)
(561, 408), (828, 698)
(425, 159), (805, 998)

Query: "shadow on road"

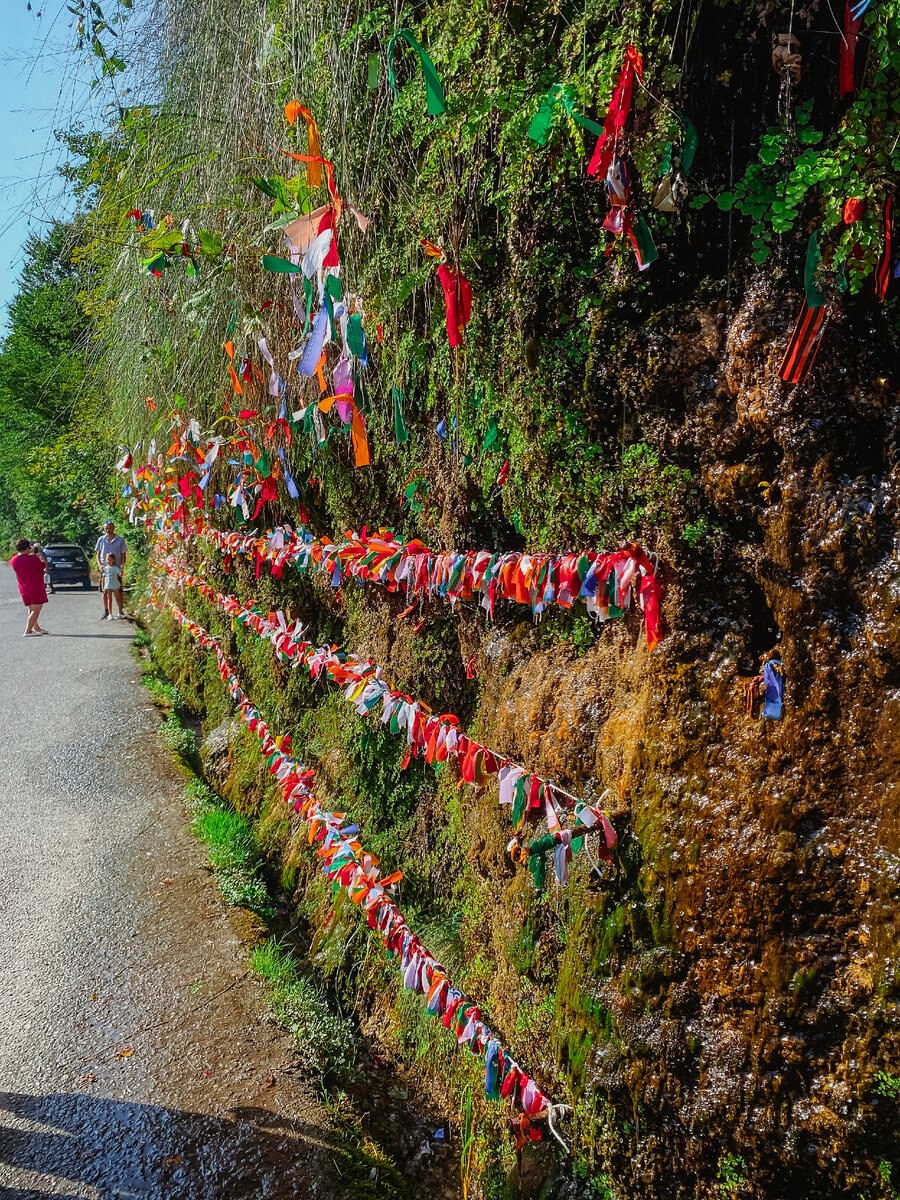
(0, 1090), (327, 1198)
(49, 634), (136, 640)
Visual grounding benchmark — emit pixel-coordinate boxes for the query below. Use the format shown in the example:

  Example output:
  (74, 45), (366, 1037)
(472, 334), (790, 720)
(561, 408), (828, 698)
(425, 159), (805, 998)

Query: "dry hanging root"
(745, 674), (766, 718)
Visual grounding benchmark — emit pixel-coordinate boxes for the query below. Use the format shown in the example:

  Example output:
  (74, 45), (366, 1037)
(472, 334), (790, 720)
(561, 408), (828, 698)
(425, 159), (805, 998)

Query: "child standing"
(102, 553), (123, 620)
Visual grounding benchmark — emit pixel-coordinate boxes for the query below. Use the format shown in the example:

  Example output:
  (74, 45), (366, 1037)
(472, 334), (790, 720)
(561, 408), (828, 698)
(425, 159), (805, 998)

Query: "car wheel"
(82, 580), (92, 590)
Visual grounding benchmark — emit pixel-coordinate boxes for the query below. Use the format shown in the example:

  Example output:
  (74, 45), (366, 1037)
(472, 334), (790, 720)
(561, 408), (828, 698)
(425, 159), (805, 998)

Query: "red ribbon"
(436, 264), (472, 347)
(875, 194), (894, 302)
(587, 45), (643, 179)
(839, 0), (862, 98)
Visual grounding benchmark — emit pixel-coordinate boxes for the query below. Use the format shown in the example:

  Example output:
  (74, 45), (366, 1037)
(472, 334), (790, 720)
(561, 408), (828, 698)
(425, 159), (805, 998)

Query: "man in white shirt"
(95, 521), (128, 620)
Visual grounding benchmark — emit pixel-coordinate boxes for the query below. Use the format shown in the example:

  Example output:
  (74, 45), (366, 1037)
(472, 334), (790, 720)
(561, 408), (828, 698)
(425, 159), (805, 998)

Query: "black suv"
(43, 542), (92, 590)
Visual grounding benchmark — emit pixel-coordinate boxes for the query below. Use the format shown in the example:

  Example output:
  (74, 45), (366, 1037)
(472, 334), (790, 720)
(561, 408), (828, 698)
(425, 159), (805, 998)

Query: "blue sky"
(0, 3), (92, 319)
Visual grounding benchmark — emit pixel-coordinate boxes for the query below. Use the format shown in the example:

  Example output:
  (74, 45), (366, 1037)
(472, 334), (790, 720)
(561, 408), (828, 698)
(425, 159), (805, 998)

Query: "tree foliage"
(0, 221), (114, 551)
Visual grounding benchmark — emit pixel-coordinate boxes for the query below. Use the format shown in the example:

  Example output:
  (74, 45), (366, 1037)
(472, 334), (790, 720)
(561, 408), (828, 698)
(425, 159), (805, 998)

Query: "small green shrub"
(251, 939), (356, 1079)
(216, 868), (273, 913)
(193, 808), (256, 872)
(185, 776), (220, 813)
(159, 714), (200, 769)
(144, 673), (183, 711)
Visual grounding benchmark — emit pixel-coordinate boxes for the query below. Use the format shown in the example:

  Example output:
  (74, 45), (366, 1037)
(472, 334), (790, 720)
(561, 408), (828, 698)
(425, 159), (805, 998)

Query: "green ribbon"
(483, 417), (500, 452)
(356, 372), (371, 414)
(678, 113), (699, 174)
(347, 313), (366, 358)
(528, 834), (556, 889)
(302, 276), (313, 336)
(404, 480), (425, 512)
(512, 774), (529, 830)
(386, 30), (445, 116)
(261, 254), (302, 273)
(367, 52), (379, 91)
(805, 233), (826, 307)
(632, 216), (658, 268)
(527, 84), (604, 147)
(660, 112), (698, 179)
(325, 274), (343, 302)
(528, 834), (585, 890)
(393, 388), (409, 443)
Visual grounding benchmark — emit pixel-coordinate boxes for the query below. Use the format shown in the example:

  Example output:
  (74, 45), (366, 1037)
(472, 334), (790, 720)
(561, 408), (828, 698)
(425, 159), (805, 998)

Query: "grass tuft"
(189, 785), (275, 919)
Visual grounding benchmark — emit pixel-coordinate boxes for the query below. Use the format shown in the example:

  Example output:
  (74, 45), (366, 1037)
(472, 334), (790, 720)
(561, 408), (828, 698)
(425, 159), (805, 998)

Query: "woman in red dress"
(9, 539), (50, 636)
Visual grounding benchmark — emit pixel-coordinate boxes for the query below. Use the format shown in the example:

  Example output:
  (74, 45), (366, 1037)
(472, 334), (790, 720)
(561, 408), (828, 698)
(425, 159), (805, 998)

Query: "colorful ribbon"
(386, 30), (445, 116)
(875, 195), (894, 303)
(150, 595), (565, 1131)
(186, 521), (663, 649)
(587, 45), (643, 179)
(779, 301), (828, 385)
(159, 558), (620, 861)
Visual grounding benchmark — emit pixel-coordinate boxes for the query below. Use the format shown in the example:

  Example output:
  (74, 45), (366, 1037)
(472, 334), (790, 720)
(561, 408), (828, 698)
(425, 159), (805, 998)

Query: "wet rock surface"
(0, 567), (333, 1198)
(466, 285), (900, 1197)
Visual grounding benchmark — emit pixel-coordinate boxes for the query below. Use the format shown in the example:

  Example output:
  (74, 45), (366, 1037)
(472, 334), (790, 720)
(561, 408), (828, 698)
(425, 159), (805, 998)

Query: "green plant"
(875, 1072), (900, 1101)
(158, 714), (201, 770)
(710, 47), (900, 280)
(185, 775), (221, 812)
(191, 798), (275, 918)
(144, 673), (183, 710)
(717, 1153), (746, 1193)
(572, 1158), (616, 1200)
(682, 514), (720, 550)
(251, 940), (356, 1079)
(878, 1160), (900, 1200)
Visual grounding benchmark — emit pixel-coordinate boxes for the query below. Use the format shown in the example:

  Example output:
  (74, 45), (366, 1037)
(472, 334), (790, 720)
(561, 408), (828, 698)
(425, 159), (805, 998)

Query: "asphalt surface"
(0, 566), (332, 1199)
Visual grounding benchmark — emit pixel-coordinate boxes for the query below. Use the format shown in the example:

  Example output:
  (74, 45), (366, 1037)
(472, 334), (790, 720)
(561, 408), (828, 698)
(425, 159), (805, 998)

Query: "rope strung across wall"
(147, 593), (571, 1147)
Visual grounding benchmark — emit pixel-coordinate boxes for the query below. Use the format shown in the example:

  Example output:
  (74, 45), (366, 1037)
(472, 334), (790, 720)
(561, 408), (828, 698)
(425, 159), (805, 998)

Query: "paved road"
(0, 566), (332, 1199)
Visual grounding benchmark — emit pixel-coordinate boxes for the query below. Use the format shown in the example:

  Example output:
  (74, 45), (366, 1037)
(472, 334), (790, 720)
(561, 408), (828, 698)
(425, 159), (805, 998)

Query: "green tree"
(0, 220), (113, 550)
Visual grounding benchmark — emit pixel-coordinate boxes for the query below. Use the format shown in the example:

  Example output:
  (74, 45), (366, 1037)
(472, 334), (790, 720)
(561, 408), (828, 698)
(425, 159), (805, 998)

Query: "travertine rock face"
(469, 287), (900, 1198)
